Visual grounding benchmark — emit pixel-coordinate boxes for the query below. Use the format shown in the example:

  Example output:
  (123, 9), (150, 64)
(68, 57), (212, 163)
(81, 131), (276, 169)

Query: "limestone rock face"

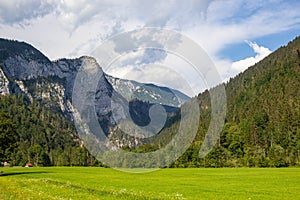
(0, 38), (189, 147)
(0, 67), (9, 95)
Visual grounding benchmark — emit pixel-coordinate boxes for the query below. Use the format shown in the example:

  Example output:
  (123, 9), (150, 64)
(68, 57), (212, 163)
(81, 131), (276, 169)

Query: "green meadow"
(0, 167), (299, 200)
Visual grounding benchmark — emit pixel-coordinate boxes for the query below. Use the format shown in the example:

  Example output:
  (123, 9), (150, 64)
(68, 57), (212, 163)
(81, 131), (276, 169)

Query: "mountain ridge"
(0, 38), (189, 149)
(1, 36), (300, 167)
(0, 38), (189, 107)
(134, 36), (300, 168)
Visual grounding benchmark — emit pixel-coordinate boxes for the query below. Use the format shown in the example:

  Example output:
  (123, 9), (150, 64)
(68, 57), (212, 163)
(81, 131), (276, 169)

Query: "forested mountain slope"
(138, 36), (300, 168)
(1, 36), (300, 167)
(0, 38), (187, 166)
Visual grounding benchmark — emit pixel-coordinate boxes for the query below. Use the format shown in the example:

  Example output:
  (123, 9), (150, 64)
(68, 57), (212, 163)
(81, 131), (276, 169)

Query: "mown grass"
(0, 167), (299, 199)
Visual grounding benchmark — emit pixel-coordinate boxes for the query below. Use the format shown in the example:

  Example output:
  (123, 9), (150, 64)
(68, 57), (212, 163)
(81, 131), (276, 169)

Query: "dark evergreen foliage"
(0, 95), (99, 166)
(0, 111), (17, 163)
(134, 36), (300, 168)
(1, 36), (300, 167)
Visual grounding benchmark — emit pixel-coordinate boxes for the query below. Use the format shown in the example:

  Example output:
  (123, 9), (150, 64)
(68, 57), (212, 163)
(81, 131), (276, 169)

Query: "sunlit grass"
(0, 167), (299, 199)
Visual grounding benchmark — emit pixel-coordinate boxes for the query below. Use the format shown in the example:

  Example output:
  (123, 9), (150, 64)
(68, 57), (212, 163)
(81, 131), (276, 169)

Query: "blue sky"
(219, 21), (300, 62)
(0, 0), (300, 96)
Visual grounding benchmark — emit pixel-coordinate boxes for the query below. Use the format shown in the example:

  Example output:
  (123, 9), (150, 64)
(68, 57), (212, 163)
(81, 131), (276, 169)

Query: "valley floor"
(0, 167), (299, 200)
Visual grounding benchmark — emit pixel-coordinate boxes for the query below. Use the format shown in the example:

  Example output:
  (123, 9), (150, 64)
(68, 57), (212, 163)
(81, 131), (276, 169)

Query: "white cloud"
(0, 0), (299, 94)
(231, 41), (272, 72)
(107, 63), (197, 97)
(1, 0), (299, 59)
(213, 41), (272, 83)
(0, 0), (54, 24)
(106, 48), (209, 97)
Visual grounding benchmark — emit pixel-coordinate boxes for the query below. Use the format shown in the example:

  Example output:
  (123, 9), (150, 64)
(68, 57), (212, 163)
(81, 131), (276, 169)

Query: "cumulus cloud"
(213, 41), (272, 83)
(106, 48), (209, 97)
(232, 41), (272, 72)
(1, 0), (299, 58)
(0, 0), (300, 94)
(55, 0), (213, 30)
(107, 63), (197, 97)
(0, 0), (214, 31)
(0, 0), (54, 24)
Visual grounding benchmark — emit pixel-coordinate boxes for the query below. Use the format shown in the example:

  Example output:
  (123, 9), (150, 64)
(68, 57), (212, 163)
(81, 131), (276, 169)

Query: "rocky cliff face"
(0, 38), (189, 147)
(0, 67), (9, 95)
(106, 75), (190, 107)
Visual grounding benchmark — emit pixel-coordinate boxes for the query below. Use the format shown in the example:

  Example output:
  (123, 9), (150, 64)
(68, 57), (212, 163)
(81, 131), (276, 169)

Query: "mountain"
(106, 75), (190, 107)
(0, 38), (189, 153)
(0, 39), (189, 107)
(1, 36), (300, 168)
(134, 36), (300, 168)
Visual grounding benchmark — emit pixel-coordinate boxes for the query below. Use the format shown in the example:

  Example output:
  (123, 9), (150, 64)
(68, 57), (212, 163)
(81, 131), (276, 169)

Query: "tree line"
(129, 36), (300, 168)
(1, 36), (300, 168)
(0, 95), (100, 167)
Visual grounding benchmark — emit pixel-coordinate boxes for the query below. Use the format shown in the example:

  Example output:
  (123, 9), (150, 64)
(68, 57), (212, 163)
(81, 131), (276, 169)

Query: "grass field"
(0, 167), (299, 200)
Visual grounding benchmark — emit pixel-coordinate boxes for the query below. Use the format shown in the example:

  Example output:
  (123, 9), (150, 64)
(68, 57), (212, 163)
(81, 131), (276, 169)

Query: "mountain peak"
(0, 38), (50, 64)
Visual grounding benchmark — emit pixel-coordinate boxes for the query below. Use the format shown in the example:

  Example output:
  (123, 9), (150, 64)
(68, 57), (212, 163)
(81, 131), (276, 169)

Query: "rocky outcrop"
(0, 67), (9, 95)
(0, 38), (188, 147)
(106, 75), (190, 107)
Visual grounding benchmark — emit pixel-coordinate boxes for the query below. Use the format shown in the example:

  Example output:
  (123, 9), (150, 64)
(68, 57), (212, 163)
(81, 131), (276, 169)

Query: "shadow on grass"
(0, 171), (49, 177)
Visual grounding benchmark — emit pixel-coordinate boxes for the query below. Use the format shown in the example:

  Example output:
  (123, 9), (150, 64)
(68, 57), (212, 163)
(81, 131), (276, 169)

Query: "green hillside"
(1, 36), (300, 168)
(137, 36), (300, 168)
(0, 95), (98, 166)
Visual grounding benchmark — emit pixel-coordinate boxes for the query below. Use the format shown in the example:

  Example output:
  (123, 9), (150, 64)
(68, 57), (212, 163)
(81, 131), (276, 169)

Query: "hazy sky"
(1, 0), (300, 96)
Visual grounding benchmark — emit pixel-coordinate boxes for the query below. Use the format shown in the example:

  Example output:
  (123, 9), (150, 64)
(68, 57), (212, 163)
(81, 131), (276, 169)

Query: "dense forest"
(0, 95), (99, 166)
(132, 36), (300, 168)
(1, 36), (300, 168)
